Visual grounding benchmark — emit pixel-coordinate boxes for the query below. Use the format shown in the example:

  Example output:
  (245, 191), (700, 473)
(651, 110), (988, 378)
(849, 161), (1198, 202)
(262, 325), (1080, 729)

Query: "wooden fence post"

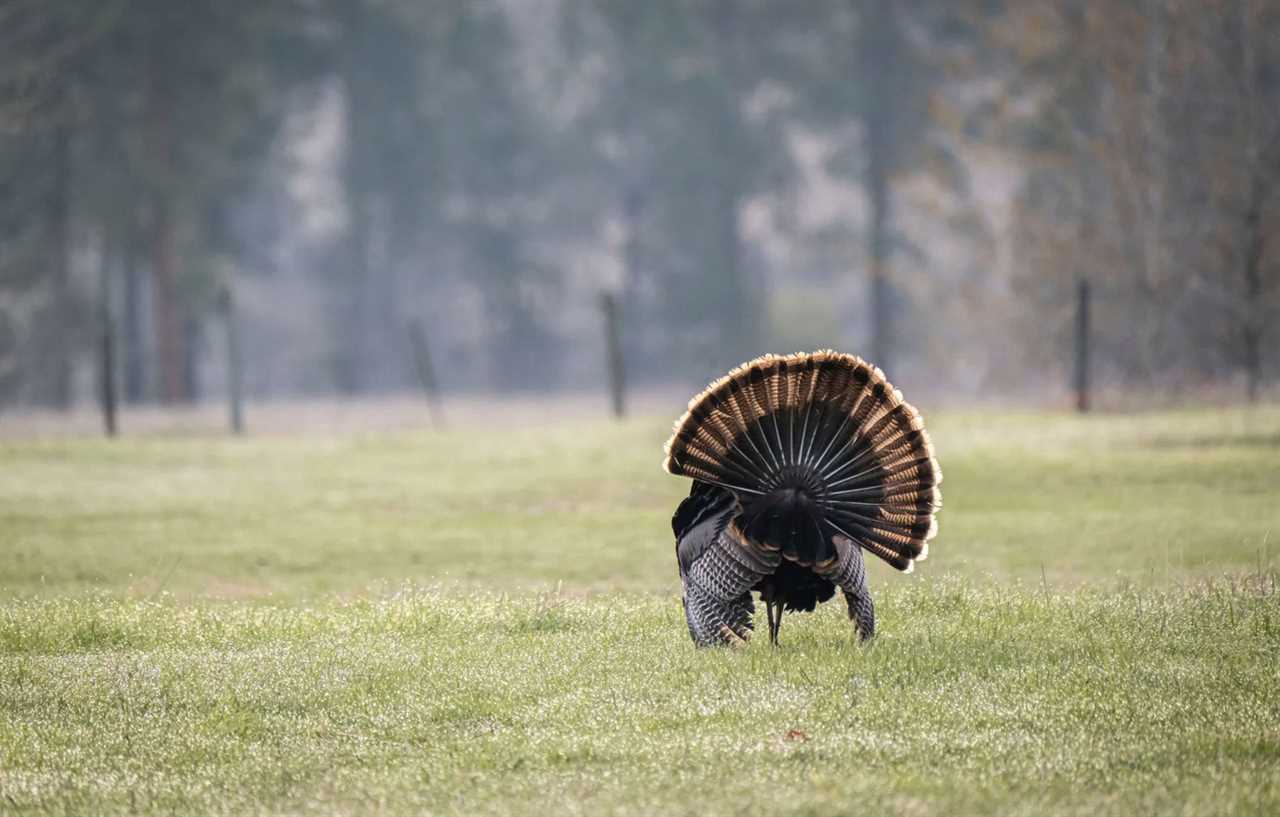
(407, 317), (445, 428)
(100, 319), (117, 437)
(600, 291), (626, 419)
(1074, 278), (1091, 413)
(220, 287), (244, 435)
(98, 233), (117, 437)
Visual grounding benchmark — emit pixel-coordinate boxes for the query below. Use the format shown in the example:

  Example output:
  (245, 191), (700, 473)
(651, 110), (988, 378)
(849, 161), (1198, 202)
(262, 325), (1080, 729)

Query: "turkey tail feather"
(663, 351), (941, 572)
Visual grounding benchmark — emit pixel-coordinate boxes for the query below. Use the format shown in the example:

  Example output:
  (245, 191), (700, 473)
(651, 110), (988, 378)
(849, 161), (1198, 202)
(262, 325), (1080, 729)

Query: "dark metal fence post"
(100, 309), (118, 438)
(99, 234), (117, 437)
(1074, 278), (1091, 413)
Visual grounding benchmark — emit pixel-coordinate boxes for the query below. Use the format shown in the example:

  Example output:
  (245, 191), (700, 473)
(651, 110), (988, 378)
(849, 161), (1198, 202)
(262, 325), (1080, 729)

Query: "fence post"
(98, 233), (117, 437)
(1074, 278), (1090, 413)
(407, 317), (445, 428)
(220, 287), (244, 435)
(100, 319), (117, 437)
(600, 292), (626, 418)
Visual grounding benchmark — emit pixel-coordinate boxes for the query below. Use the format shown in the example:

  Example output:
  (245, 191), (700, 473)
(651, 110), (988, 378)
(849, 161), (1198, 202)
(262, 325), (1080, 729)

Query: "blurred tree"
(559, 0), (791, 377)
(557, 0), (675, 374)
(330, 0), (555, 392)
(851, 3), (921, 373)
(1186, 0), (1280, 401)
(1002, 0), (1280, 401)
(0, 0), (94, 408)
(330, 0), (419, 393)
(426, 2), (562, 391)
(0, 0), (326, 405)
(128, 0), (325, 402)
(996, 2), (1111, 393)
(3, 0), (1275, 411)
(772, 0), (993, 376)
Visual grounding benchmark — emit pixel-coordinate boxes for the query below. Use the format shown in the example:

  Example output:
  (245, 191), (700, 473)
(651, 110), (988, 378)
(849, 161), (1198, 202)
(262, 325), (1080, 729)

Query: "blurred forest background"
(1, 0), (1278, 418)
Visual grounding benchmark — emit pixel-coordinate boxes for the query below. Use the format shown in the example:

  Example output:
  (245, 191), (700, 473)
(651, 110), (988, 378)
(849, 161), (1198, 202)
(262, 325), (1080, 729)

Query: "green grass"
(1, 406), (1278, 815)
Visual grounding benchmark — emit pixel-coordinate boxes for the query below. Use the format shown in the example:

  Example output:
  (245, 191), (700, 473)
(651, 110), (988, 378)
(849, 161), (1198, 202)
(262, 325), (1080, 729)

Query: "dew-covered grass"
(1, 405), (1278, 815)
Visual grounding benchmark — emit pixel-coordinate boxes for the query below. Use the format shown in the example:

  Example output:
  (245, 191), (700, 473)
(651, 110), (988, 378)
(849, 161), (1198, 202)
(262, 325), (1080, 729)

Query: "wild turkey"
(664, 350), (941, 646)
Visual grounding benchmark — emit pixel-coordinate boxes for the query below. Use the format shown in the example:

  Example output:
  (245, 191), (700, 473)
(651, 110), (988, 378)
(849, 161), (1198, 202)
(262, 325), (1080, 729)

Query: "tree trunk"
(335, 5), (375, 395)
(859, 1), (899, 374)
(46, 124), (74, 409)
(122, 228), (146, 402)
(221, 288), (244, 434)
(147, 53), (185, 404)
(150, 200), (186, 403)
(1134, 0), (1169, 385)
(713, 0), (750, 364)
(715, 176), (747, 362)
(1239, 1), (1266, 404)
(865, 138), (892, 372)
(183, 316), (201, 401)
(335, 188), (372, 394)
(618, 176), (644, 375)
(615, 30), (647, 378)
(600, 292), (626, 418)
(98, 232), (117, 436)
(1242, 183), (1265, 403)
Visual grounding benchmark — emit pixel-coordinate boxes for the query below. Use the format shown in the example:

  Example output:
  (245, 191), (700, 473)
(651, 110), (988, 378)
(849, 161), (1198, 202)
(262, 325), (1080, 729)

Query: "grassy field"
(1, 405), (1278, 815)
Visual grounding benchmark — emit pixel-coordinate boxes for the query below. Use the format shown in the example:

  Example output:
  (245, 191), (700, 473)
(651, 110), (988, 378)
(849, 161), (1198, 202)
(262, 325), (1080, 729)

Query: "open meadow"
(1, 404), (1278, 816)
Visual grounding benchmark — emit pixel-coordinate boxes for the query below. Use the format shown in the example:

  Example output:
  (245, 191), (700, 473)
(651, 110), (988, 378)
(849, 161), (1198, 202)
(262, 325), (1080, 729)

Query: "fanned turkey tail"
(664, 350), (941, 572)
(665, 351), (940, 646)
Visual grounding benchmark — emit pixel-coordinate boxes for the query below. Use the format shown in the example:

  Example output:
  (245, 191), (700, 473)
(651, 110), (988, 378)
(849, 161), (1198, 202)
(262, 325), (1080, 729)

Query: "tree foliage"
(1, 1), (1277, 408)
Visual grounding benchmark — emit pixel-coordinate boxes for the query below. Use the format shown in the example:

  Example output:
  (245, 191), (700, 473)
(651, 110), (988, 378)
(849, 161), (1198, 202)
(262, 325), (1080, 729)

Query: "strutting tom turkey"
(664, 351), (942, 646)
